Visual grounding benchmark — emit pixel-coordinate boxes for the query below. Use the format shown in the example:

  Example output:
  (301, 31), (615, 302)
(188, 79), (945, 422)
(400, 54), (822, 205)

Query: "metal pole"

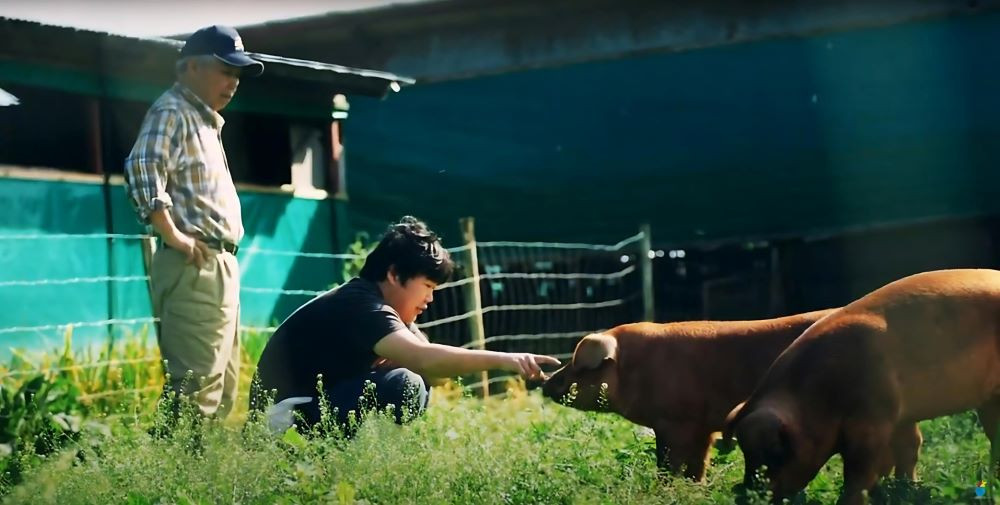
(92, 39), (121, 388)
(639, 223), (655, 322)
(460, 217), (489, 398)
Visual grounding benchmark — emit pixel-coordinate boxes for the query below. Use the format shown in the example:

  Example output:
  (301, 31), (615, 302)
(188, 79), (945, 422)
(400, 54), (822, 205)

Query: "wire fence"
(0, 227), (652, 397)
(424, 230), (647, 391)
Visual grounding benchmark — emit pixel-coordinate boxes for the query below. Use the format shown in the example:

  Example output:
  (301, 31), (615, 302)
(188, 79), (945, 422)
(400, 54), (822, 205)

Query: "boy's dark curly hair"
(359, 216), (454, 285)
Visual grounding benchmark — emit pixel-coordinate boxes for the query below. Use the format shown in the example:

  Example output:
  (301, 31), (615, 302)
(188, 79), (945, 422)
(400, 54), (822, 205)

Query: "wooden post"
(639, 223), (655, 322)
(329, 94), (349, 201)
(460, 217), (489, 398)
(141, 237), (158, 336)
(329, 95), (351, 255)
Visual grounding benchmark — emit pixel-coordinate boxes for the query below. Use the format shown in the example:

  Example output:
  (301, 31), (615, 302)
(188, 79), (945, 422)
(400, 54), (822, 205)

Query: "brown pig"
(540, 309), (922, 482)
(724, 269), (1000, 504)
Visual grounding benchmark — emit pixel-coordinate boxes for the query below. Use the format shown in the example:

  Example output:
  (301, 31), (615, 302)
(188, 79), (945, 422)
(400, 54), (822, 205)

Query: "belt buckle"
(218, 240), (238, 255)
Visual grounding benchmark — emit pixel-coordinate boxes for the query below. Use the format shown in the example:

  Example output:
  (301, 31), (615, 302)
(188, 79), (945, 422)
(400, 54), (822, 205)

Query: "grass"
(0, 373), (996, 505)
(0, 329), (996, 504)
(0, 325), (272, 421)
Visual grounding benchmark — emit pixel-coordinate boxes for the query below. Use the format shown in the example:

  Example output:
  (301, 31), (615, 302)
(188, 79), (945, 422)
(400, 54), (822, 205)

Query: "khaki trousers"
(151, 246), (241, 418)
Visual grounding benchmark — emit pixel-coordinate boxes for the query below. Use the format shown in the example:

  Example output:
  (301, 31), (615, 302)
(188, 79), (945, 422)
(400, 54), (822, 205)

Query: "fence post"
(639, 223), (655, 322)
(459, 217), (489, 399)
(141, 236), (158, 334)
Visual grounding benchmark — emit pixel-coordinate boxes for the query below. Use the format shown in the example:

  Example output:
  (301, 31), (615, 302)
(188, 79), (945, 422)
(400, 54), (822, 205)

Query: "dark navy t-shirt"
(254, 277), (412, 402)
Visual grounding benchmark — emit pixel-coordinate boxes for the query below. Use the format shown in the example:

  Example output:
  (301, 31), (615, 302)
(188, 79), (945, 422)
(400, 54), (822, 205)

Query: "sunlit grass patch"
(1, 338), (996, 504)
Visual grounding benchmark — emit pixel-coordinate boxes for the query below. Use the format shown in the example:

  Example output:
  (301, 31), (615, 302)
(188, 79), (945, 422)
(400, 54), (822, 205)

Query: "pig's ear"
(722, 401), (748, 443)
(572, 334), (618, 370)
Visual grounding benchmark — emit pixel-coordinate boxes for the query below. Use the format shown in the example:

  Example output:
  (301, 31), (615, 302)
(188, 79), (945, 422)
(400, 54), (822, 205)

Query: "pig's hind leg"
(976, 396), (1000, 476)
(889, 422), (922, 481)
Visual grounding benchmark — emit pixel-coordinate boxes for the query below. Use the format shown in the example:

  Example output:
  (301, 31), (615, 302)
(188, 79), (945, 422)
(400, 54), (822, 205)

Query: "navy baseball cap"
(180, 25), (264, 77)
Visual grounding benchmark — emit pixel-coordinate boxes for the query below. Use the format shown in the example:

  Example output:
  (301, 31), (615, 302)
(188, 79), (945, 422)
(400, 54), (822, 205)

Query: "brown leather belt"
(162, 238), (239, 255)
(204, 239), (239, 255)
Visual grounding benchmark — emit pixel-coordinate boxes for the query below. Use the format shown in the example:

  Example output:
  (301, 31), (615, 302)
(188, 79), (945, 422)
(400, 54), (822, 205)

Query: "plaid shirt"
(124, 83), (243, 244)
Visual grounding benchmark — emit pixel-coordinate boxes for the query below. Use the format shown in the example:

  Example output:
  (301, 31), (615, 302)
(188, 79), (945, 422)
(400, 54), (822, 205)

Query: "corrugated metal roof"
(152, 35), (414, 88)
(0, 87), (18, 106)
(0, 16), (413, 98)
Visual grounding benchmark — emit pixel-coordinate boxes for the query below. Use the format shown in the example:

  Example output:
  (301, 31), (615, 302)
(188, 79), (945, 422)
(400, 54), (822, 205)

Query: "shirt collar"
(174, 82), (226, 129)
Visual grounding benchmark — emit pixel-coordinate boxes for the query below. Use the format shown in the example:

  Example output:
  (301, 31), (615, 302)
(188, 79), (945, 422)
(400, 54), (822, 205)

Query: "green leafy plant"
(0, 373), (89, 490)
(0, 384), (996, 504)
(340, 232), (376, 285)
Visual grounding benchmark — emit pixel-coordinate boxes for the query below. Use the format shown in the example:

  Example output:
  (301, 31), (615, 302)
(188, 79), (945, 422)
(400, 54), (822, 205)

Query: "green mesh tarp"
(0, 177), (340, 358)
(341, 10), (1000, 245)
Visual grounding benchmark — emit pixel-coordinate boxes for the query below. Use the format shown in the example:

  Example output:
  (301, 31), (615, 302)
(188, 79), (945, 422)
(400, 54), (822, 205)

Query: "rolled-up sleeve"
(123, 108), (180, 223)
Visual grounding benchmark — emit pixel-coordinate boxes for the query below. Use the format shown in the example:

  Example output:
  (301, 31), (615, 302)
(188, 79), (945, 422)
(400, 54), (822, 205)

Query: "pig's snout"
(525, 371), (548, 391)
(540, 367), (571, 399)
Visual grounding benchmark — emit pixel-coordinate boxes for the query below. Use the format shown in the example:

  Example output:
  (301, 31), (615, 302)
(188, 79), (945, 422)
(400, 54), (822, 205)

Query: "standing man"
(252, 216), (560, 431)
(124, 26), (263, 420)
